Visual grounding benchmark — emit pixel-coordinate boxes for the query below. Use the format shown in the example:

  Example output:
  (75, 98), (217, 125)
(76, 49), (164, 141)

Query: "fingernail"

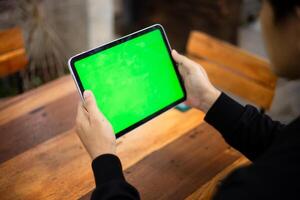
(84, 91), (91, 99)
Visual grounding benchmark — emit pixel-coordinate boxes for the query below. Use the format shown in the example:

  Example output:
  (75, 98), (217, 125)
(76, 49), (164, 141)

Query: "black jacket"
(90, 93), (300, 199)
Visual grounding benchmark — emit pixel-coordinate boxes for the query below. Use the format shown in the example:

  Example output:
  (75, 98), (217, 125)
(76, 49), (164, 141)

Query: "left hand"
(75, 90), (116, 160)
(172, 50), (220, 113)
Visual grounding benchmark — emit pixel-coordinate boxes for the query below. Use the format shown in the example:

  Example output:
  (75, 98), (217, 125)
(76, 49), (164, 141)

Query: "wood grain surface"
(0, 76), (75, 125)
(2, 75), (225, 200)
(80, 123), (241, 200)
(185, 156), (249, 200)
(0, 91), (78, 163)
(186, 31), (277, 110)
(187, 31), (276, 88)
(191, 57), (274, 109)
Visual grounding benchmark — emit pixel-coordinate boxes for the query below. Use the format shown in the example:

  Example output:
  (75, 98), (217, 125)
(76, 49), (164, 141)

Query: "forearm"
(91, 154), (140, 200)
(204, 93), (285, 161)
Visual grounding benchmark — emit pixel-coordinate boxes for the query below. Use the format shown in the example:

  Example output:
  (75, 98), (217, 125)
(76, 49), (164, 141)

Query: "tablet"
(68, 24), (186, 138)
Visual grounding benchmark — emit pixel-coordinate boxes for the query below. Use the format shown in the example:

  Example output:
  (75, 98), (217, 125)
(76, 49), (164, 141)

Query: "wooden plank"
(191, 57), (275, 109)
(0, 129), (92, 200)
(0, 75), (73, 110)
(0, 73), (203, 164)
(0, 76), (78, 164)
(124, 123), (241, 200)
(0, 27), (24, 54)
(185, 156), (250, 200)
(118, 109), (204, 169)
(0, 91), (78, 164)
(81, 123), (241, 200)
(187, 31), (277, 89)
(0, 107), (204, 199)
(0, 75), (76, 126)
(0, 48), (26, 62)
(0, 48), (28, 77)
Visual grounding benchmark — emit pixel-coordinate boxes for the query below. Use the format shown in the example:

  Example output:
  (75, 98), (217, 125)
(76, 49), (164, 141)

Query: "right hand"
(76, 90), (116, 160)
(172, 50), (221, 113)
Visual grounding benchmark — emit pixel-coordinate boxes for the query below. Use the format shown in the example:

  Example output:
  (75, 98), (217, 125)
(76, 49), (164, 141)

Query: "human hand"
(172, 50), (221, 113)
(76, 90), (116, 160)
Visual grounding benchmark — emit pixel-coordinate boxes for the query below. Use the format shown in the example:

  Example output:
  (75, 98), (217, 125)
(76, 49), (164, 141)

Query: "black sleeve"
(91, 154), (140, 200)
(204, 93), (285, 161)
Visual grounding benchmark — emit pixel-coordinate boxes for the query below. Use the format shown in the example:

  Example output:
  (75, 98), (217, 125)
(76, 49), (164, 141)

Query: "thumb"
(172, 50), (189, 77)
(172, 50), (193, 74)
(83, 90), (100, 116)
(171, 49), (183, 64)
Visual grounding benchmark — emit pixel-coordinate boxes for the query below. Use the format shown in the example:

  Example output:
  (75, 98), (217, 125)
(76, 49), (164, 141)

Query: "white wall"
(87, 0), (115, 48)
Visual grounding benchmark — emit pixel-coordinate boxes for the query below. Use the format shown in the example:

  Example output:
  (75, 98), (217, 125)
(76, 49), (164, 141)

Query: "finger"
(172, 50), (194, 70)
(80, 102), (89, 117)
(172, 49), (184, 64)
(83, 90), (108, 124)
(83, 90), (101, 116)
(178, 63), (189, 78)
(76, 102), (89, 129)
(172, 50), (189, 76)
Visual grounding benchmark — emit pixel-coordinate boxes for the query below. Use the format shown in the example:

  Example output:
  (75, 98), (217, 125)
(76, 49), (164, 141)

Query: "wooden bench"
(186, 157), (250, 200)
(185, 31), (276, 199)
(0, 27), (27, 77)
(186, 31), (277, 111)
(0, 27), (28, 94)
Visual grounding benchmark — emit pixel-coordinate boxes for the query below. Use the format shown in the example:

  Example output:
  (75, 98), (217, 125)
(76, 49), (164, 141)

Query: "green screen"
(74, 29), (184, 134)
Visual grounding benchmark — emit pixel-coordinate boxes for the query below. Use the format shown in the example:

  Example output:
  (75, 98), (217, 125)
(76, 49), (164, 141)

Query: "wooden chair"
(186, 31), (277, 112)
(186, 157), (251, 200)
(0, 27), (28, 92)
(185, 31), (277, 199)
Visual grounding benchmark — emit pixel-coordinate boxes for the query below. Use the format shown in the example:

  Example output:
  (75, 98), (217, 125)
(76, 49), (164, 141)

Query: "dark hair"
(267, 0), (300, 22)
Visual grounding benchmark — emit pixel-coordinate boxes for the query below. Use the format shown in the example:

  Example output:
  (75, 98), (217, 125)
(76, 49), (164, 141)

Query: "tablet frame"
(68, 24), (186, 138)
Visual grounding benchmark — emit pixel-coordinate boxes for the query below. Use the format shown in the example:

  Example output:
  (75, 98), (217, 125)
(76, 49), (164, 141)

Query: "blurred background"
(0, 0), (299, 122)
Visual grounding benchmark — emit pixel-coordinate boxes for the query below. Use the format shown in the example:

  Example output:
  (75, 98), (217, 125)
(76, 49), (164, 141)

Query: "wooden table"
(0, 75), (241, 200)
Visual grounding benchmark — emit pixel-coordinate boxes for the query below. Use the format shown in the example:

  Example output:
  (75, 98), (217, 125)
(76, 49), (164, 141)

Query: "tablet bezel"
(68, 24), (186, 138)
